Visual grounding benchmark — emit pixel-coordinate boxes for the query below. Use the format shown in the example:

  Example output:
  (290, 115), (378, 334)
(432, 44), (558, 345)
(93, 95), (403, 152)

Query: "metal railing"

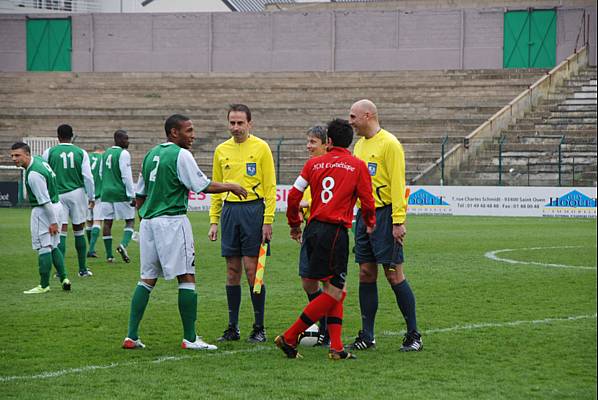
(273, 137), (309, 184)
(440, 134), (449, 186)
(498, 135), (507, 186)
(497, 153), (597, 187)
(558, 135), (566, 186)
(22, 136), (58, 157)
(574, 9), (590, 53)
(411, 46), (589, 185)
(571, 157), (575, 186)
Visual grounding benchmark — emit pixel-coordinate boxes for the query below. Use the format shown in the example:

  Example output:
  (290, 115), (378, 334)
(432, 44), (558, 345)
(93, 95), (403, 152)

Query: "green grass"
(0, 209), (596, 399)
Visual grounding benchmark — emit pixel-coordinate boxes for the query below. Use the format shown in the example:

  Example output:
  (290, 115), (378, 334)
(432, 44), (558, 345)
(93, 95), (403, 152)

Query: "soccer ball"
(298, 324), (320, 347)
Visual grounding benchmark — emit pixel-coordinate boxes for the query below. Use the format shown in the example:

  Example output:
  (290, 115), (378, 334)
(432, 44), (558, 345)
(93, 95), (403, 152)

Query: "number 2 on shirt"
(149, 156), (160, 182)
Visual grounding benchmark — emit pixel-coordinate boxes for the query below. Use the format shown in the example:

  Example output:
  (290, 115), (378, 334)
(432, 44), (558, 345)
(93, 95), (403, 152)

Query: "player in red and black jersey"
(275, 118), (376, 360)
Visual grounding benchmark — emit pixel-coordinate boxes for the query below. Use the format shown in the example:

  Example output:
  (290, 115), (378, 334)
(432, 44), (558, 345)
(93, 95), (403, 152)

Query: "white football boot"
(182, 336), (217, 350)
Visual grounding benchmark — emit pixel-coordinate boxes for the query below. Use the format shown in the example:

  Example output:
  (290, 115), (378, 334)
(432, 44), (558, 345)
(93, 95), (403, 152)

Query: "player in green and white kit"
(11, 142), (71, 294)
(101, 130), (135, 263)
(86, 145), (104, 258)
(122, 114), (247, 350)
(43, 124), (94, 277)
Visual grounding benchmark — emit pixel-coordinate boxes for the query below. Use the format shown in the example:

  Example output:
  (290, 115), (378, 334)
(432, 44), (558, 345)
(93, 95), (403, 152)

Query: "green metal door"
(27, 18), (71, 71)
(504, 9), (556, 68)
(530, 10), (557, 68)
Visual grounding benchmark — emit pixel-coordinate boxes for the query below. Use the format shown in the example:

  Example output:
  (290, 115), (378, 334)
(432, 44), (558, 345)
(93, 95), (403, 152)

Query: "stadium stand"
(0, 69), (544, 184)
(450, 66), (597, 187)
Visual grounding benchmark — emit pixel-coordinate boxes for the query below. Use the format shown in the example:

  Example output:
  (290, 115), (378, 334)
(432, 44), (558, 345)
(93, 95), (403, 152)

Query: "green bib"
(101, 146), (128, 202)
(26, 156), (59, 207)
(89, 152), (103, 199)
(46, 144), (85, 194)
(139, 143), (188, 219)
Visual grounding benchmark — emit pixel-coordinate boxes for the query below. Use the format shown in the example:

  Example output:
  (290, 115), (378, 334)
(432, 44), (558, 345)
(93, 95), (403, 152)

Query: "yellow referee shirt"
(353, 128), (407, 224)
(209, 134), (277, 224)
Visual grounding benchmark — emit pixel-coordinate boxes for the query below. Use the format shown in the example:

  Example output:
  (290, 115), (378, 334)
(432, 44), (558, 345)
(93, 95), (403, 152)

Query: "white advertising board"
(188, 185), (597, 218)
(407, 186), (596, 218)
(187, 186), (294, 212)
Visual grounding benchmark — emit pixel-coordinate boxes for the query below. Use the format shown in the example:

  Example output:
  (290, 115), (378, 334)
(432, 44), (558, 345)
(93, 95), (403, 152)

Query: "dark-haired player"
(11, 142), (71, 293)
(123, 114), (247, 350)
(43, 124), (94, 277)
(275, 118), (376, 360)
(101, 129), (136, 263)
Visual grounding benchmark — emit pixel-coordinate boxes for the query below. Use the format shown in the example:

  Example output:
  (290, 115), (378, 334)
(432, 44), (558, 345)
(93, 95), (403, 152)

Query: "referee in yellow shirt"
(348, 99), (422, 352)
(208, 104), (276, 343)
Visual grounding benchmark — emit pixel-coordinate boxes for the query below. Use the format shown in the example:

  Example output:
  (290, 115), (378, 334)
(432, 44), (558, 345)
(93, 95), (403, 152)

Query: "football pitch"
(0, 209), (596, 399)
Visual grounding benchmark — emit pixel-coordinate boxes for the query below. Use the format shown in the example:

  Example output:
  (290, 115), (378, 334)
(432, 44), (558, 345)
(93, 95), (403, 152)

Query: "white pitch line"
(484, 246), (596, 270)
(382, 313), (597, 336)
(1, 315), (596, 383)
(0, 346), (273, 383)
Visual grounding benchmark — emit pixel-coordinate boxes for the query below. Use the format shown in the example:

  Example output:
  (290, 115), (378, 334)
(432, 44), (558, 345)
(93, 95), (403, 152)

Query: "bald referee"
(348, 99), (422, 352)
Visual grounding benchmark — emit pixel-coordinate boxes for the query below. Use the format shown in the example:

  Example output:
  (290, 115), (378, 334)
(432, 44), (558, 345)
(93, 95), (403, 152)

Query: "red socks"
(327, 291), (346, 352)
(284, 292), (337, 345)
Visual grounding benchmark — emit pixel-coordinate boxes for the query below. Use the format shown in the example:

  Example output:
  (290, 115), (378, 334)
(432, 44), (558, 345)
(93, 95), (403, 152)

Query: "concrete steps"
(0, 68), (545, 184)
(450, 66), (596, 187)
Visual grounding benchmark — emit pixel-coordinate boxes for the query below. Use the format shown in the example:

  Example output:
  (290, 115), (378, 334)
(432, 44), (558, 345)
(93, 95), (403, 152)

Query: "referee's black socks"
(392, 280), (418, 333)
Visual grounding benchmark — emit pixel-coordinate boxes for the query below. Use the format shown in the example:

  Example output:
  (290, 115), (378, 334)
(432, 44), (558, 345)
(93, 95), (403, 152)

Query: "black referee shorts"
(302, 219), (348, 289)
(355, 205), (404, 267)
(221, 199), (264, 257)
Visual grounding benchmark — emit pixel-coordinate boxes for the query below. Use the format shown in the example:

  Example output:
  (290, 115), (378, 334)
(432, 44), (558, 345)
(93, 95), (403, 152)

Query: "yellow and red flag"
(253, 242), (268, 294)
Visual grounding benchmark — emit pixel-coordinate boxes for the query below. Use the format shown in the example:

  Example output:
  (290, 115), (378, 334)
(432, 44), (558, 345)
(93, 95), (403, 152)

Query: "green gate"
(504, 9), (556, 68)
(26, 18), (71, 71)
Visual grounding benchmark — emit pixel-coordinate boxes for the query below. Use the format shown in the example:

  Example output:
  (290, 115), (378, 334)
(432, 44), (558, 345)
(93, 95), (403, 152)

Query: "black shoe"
(314, 331), (330, 347)
(347, 330), (376, 350)
(400, 331), (423, 352)
(217, 326), (240, 342)
(61, 278), (71, 291)
(274, 335), (301, 359)
(328, 349), (356, 360)
(248, 324), (267, 343)
(116, 245), (130, 263)
(87, 252), (98, 258)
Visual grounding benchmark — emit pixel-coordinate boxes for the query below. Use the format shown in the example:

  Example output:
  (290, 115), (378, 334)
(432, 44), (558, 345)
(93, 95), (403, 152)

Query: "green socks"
(58, 234), (67, 257)
(89, 226), (101, 254)
(178, 288), (198, 342)
(126, 284), (198, 342)
(103, 236), (113, 259)
(121, 229), (134, 248)
(51, 248), (67, 281)
(127, 283), (152, 340)
(85, 227), (91, 242)
(38, 252), (52, 288)
(74, 233), (87, 273)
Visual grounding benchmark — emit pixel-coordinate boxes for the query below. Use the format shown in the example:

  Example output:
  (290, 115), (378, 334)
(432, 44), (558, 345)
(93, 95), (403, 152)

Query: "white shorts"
(140, 215), (195, 280)
(59, 188), (89, 225)
(31, 203), (63, 250)
(87, 199), (103, 221)
(101, 201), (135, 220)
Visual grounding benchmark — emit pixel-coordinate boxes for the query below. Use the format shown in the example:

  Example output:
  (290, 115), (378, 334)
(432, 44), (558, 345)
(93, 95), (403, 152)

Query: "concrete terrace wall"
(0, 6), (595, 72)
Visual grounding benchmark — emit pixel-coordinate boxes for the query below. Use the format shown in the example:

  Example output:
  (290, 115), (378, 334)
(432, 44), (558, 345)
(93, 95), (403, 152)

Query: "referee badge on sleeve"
(246, 162), (257, 176)
(368, 162), (377, 176)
